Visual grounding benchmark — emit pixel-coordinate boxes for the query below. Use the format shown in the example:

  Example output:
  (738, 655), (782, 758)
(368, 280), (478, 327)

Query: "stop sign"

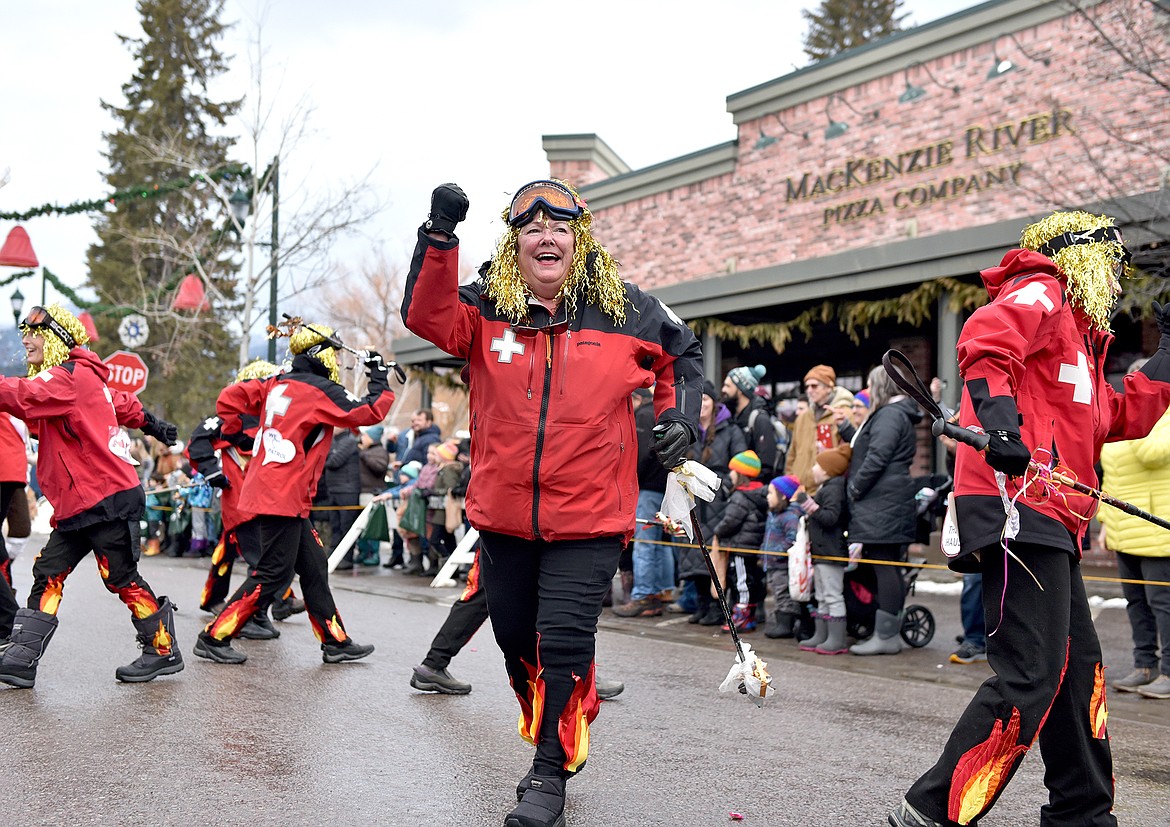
(104, 350), (149, 395)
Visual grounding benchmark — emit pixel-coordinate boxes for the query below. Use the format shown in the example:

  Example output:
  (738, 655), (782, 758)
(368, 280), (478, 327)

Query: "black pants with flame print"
(906, 542), (1115, 826)
(29, 519), (161, 620)
(205, 515), (346, 645)
(477, 531), (622, 778)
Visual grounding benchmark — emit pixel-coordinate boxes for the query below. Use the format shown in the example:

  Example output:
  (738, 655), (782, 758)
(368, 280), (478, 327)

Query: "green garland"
(0, 164), (252, 222)
(691, 277), (989, 351)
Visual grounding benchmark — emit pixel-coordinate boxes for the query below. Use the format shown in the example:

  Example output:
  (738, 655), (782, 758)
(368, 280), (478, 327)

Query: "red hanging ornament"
(77, 311), (100, 342)
(171, 274), (211, 312)
(0, 226), (39, 268)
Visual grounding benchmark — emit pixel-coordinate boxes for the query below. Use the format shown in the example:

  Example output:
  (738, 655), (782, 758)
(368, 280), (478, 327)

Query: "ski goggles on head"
(1039, 226), (1132, 270)
(507, 180), (584, 227)
(21, 306), (76, 348)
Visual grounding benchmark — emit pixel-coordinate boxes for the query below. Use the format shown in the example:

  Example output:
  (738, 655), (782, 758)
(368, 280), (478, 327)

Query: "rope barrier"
(628, 535), (1170, 589)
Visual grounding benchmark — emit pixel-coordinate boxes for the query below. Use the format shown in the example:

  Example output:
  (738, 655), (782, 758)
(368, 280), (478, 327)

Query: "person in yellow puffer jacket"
(1099, 368), (1170, 702)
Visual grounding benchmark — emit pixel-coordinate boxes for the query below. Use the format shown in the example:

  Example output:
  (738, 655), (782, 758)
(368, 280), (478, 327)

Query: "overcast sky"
(1, 0), (979, 311)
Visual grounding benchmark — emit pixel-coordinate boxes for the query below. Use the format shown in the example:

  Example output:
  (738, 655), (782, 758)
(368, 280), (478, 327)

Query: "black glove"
(425, 183), (468, 238)
(141, 411), (178, 446)
(1154, 301), (1170, 351)
(203, 466), (231, 490)
(652, 420), (692, 471)
(983, 429), (1031, 476)
(361, 350), (387, 375)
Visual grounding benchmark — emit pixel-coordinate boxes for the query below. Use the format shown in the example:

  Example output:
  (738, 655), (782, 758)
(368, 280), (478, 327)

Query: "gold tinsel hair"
(289, 323), (340, 383)
(20, 303), (90, 376)
(484, 179), (627, 326)
(1020, 210), (1127, 331)
(236, 359), (281, 383)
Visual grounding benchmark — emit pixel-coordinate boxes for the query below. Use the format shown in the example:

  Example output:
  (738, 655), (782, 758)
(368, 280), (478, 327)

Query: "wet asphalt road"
(3, 546), (1168, 827)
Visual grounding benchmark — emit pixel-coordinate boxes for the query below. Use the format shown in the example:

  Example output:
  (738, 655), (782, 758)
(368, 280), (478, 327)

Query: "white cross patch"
(1008, 281), (1055, 311)
(202, 416), (221, 431)
(1058, 351), (1093, 405)
(490, 329), (526, 363)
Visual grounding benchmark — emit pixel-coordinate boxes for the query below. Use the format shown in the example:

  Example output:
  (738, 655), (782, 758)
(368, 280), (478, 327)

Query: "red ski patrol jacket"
(401, 229), (703, 543)
(953, 248), (1170, 561)
(186, 400), (263, 532)
(0, 347), (148, 527)
(216, 355), (392, 519)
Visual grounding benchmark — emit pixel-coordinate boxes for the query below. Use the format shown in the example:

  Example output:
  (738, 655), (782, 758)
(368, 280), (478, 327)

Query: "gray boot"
(115, 596), (184, 683)
(0, 607), (59, 688)
(798, 613), (827, 651)
(850, 609), (903, 655)
(815, 616), (849, 654)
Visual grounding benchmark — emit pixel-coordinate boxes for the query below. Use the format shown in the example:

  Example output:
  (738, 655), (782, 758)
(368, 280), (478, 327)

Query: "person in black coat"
(714, 450), (768, 631)
(846, 365), (922, 655)
(325, 427), (362, 570)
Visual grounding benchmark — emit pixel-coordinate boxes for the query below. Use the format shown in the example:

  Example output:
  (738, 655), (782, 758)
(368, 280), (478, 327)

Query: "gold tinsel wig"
(236, 359), (281, 383)
(484, 179), (627, 326)
(20, 303), (89, 376)
(1020, 210), (1130, 331)
(289, 322), (341, 383)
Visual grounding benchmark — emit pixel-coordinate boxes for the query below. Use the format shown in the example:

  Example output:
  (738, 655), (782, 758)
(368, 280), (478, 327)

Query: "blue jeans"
(960, 573), (986, 646)
(631, 489), (674, 600)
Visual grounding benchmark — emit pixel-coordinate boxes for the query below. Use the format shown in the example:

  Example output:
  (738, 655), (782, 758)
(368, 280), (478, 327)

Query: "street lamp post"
(10, 288), (24, 327)
(229, 155), (280, 362)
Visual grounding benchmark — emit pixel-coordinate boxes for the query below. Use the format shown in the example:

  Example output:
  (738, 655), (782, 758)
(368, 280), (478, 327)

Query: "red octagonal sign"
(104, 350), (149, 395)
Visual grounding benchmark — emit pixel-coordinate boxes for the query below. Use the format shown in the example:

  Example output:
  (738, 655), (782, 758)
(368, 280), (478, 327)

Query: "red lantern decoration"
(171, 274), (211, 312)
(77, 311), (100, 342)
(0, 226), (39, 268)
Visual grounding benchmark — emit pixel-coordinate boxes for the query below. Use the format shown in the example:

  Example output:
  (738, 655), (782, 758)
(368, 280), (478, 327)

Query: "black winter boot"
(506, 774), (566, 827)
(116, 596), (185, 682)
(0, 608), (59, 688)
(270, 594), (305, 621)
(238, 610), (280, 640)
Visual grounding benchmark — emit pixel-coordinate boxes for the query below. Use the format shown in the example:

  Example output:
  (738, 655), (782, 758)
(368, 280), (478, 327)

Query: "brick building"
(395, 0), (1170, 492)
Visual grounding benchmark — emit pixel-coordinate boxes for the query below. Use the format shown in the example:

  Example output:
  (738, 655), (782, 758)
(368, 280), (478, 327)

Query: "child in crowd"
(797, 444), (852, 654)
(713, 450), (768, 631)
(761, 474), (805, 639)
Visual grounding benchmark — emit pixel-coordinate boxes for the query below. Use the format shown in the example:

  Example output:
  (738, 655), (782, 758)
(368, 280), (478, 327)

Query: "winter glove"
(360, 350), (388, 376)
(983, 429), (1032, 476)
(425, 183), (469, 238)
(202, 466), (231, 490)
(1154, 301), (1170, 351)
(652, 420), (693, 471)
(141, 411), (178, 446)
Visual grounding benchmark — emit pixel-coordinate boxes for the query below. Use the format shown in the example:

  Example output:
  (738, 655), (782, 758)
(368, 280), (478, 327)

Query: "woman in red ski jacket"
(402, 180), (702, 827)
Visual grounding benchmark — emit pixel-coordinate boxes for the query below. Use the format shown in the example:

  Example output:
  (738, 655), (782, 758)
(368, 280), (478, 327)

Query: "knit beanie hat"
(728, 450), (762, 478)
(726, 364), (766, 396)
(436, 441), (459, 462)
(815, 444), (852, 478)
(804, 364), (836, 387)
(701, 379), (718, 401)
(855, 390), (871, 408)
(400, 461), (422, 480)
(770, 474), (801, 500)
(364, 424), (384, 443)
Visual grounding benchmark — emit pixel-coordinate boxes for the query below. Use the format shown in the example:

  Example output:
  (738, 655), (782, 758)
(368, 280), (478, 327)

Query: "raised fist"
(425, 183), (469, 238)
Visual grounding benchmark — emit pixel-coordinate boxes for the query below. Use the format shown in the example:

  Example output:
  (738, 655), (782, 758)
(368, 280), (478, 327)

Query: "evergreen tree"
(802, 0), (909, 62)
(86, 0), (241, 432)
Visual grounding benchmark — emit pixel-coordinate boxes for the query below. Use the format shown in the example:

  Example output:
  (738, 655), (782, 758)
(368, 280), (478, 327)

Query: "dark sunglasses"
(507, 180), (583, 228)
(21, 306), (76, 349)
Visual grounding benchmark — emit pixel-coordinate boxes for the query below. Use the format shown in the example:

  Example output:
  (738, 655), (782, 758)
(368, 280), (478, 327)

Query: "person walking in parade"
(193, 321), (392, 666)
(402, 179), (702, 827)
(890, 211), (1170, 827)
(0, 304), (182, 688)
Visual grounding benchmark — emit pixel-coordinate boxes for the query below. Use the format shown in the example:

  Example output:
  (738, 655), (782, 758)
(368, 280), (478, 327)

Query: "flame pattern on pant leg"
(38, 571), (68, 614)
(1089, 662), (1108, 739)
(308, 611), (348, 644)
(200, 533), (235, 609)
(206, 584), (261, 640)
(0, 554), (11, 586)
(559, 661), (600, 774)
(459, 556), (481, 603)
(509, 657), (544, 747)
(948, 707), (1029, 825)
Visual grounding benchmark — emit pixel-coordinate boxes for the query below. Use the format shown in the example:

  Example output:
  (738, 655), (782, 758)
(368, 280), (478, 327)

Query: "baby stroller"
(843, 474), (950, 648)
